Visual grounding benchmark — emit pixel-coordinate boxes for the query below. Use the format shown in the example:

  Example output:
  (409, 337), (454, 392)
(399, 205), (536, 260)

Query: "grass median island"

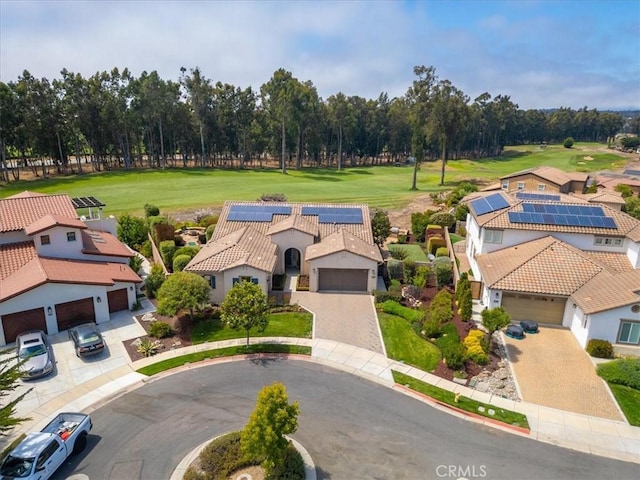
(379, 312), (440, 371)
(393, 371), (530, 430)
(136, 344), (312, 377)
(191, 312), (313, 344)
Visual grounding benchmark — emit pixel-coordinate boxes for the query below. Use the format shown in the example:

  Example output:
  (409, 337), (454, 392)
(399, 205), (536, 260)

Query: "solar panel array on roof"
(521, 203), (605, 216)
(227, 204), (292, 222)
(515, 192), (561, 202)
(508, 211), (617, 228)
(301, 206), (363, 224)
(470, 193), (510, 216)
(71, 196), (105, 208)
(623, 169), (640, 176)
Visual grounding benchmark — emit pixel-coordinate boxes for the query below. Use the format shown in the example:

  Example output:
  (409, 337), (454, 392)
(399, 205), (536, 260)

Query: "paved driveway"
(504, 327), (623, 421)
(291, 292), (385, 354)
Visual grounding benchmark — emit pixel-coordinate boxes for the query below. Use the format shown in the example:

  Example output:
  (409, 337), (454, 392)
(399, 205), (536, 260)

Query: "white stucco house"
(463, 189), (640, 350)
(185, 201), (383, 305)
(0, 191), (141, 346)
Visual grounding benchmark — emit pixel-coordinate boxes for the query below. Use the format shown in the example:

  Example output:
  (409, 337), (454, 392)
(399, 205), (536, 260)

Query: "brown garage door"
(501, 293), (566, 325)
(319, 268), (368, 291)
(108, 288), (129, 313)
(1, 307), (47, 343)
(55, 297), (96, 331)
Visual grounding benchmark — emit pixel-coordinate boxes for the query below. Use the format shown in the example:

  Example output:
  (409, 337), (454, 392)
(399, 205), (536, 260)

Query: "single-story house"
(185, 201), (383, 304)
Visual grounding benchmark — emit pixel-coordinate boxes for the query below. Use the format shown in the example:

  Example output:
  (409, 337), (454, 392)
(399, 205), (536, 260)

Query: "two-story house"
(464, 190), (640, 350)
(185, 201), (382, 304)
(0, 191), (141, 346)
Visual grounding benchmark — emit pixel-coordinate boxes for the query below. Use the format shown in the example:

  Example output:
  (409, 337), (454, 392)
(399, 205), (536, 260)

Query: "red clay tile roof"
(476, 235), (640, 313)
(186, 225), (277, 273)
(500, 166), (587, 186)
(24, 214), (87, 236)
(305, 228), (383, 262)
(267, 215), (318, 237)
(81, 230), (134, 258)
(0, 242), (37, 280)
(0, 192), (78, 233)
(0, 257), (141, 302)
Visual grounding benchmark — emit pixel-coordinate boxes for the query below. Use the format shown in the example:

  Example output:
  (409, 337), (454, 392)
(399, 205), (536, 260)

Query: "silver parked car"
(16, 330), (54, 379)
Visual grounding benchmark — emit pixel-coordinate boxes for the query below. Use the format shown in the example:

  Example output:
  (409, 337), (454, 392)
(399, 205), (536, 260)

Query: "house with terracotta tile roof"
(499, 166), (589, 194)
(463, 190), (640, 350)
(0, 192), (141, 346)
(185, 201), (382, 304)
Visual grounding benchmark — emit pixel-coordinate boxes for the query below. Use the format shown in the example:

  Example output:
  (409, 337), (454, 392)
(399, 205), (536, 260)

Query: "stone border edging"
(169, 432), (316, 480)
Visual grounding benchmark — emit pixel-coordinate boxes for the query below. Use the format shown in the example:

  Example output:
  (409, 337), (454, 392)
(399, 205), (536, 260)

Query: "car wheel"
(73, 433), (87, 454)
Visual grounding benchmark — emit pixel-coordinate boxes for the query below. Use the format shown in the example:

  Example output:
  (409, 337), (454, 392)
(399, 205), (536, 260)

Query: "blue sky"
(1, 0), (638, 110)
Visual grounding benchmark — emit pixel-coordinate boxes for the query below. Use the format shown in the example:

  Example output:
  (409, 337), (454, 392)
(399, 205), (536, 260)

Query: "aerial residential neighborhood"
(1, 0), (640, 478)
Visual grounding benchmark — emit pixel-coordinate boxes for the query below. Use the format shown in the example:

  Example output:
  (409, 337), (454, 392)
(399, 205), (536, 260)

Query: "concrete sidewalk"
(5, 335), (639, 464)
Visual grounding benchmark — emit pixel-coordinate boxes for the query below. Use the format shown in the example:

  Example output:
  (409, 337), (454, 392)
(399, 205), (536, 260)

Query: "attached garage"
(501, 293), (566, 325)
(55, 297), (96, 331)
(1, 307), (47, 343)
(107, 288), (129, 313)
(318, 268), (368, 292)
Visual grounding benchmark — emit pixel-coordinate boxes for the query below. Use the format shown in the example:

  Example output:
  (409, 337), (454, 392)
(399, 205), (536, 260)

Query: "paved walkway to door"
(504, 327), (624, 421)
(291, 291), (385, 355)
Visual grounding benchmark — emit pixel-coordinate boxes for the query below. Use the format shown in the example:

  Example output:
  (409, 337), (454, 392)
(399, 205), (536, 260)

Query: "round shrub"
(563, 137), (574, 148)
(206, 224), (216, 242)
(435, 247), (449, 257)
(148, 321), (174, 339)
(173, 254), (192, 272)
(586, 339), (614, 358)
(144, 203), (160, 217)
(597, 358), (640, 389)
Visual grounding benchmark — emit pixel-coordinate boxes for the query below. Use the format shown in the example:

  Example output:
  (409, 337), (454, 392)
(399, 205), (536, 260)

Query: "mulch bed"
(122, 303), (205, 362)
(407, 284), (502, 383)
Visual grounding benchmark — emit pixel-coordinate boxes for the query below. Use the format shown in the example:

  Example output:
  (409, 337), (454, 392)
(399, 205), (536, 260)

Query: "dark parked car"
(505, 324), (525, 339)
(68, 323), (105, 357)
(520, 320), (539, 334)
(16, 330), (54, 379)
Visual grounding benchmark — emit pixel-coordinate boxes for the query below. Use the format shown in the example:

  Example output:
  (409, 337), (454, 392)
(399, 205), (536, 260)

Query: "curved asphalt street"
(57, 360), (639, 480)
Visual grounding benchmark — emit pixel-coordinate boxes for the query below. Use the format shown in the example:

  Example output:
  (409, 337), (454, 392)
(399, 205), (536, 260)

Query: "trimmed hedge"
(159, 240), (176, 270)
(172, 254), (192, 272)
(586, 339), (614, 359)
(381, 300), (425, 323)
(374, 290), (402, 303)
(597, 358), (640, 390)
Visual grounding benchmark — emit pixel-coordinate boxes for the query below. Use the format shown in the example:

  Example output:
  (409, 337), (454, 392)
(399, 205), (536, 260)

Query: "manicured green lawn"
(378, 312), (440, 371)
(607, 383), (640, 426)
(0, 143), (630, 218)
(387, 243), (429, 262)
(393, 371), (530, 430)
(136, 344), (312, 376)
(190, 311), (313, 344)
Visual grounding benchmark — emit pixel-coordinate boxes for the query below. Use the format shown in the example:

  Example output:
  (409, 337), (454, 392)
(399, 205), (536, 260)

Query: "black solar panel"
(515, 192), (562, 202)
(71, 196), (105, 208)
(227, 204), (292, 222)
(623, 169), (640, 176)
(301, 206), (363, 224)
(470, 193), (510, 216)
(508, 211), (617, 229)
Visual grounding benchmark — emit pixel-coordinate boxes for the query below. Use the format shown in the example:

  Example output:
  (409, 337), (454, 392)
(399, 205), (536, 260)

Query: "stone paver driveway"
(291, 291), (385, 354)
(503, 327), (623, 421)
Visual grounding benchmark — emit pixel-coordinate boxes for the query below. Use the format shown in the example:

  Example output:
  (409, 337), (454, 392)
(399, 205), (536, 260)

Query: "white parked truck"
(0, 412), (92, 480)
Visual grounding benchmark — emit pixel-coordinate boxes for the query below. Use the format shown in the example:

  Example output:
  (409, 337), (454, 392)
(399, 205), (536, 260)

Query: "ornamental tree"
(156, 271), (210, 320)
(481, 306), (511, 337)
(241, 382), (300, 475)
(0, 350), (32, 435)
(220, 280), (269, 346)
(371, 208), (391, 246)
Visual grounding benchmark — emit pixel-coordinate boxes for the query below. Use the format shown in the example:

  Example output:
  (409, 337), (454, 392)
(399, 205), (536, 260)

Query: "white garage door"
(318, 268), (368, 291)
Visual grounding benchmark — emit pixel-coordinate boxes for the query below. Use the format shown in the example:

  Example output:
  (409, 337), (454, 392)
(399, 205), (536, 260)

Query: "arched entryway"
(284, 248), (301, 273)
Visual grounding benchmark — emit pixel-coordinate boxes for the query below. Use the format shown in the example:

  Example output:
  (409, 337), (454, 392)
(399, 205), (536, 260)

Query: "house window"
(67, 231), (76, 242)
(40, 235), (50, 245)
(501, 180), (509, 190)
(537, 184), (546, 191)
(484, 230), (503, 244)
(240, 276), (252, 283)
(232, 277), (239, 285)
(594, 237), (623, 247)
(209, 276), (216, 289)
(517, 182), (525, 190)
(618, 321), (640, 345)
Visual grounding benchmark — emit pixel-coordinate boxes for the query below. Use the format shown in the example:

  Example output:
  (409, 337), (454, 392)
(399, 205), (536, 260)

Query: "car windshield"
(19, 344), (46, 358)
(79, 331), (100, 343)
(0, 455), (35, 478)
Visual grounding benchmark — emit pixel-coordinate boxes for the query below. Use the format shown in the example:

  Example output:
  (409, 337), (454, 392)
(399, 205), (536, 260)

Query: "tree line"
(0, 65), (631, 184)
